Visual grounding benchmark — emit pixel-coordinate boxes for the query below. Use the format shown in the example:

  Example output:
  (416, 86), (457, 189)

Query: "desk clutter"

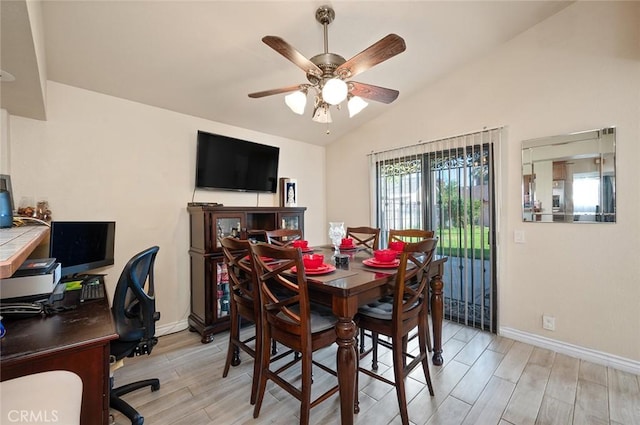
(1, 261), (61, 301)
(0, 276), (107, 321)
(16, 199), (52, 222)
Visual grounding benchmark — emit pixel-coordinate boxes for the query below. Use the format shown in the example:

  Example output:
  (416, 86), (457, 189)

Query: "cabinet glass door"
(216, 261), (230, 319)
(214, 215), (243, 249)
(280, 214), (300, 230)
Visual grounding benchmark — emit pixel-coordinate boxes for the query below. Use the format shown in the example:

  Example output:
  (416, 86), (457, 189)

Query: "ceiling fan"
(248, 5), (406, 123)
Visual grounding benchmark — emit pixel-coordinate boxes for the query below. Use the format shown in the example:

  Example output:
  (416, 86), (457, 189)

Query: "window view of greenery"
(436, 178), (491, 259)
(374, 140), (496, 332)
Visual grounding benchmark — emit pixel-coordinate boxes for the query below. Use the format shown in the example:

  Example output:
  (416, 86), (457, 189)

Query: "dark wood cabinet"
(187, 205), (306, 343)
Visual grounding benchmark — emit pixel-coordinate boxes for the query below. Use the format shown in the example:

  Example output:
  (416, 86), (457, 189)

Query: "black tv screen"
(196, 131), (279, 193)
(49, 221), (116, 278)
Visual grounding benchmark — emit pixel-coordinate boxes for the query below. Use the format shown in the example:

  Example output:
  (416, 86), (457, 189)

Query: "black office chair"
(110, 246), (161, 425)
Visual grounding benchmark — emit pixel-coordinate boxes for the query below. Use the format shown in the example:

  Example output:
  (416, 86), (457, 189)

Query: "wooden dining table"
(304, 245), (447, 425)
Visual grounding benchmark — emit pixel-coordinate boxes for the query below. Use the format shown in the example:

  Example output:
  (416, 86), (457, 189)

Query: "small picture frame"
(279, 178), (297, 207)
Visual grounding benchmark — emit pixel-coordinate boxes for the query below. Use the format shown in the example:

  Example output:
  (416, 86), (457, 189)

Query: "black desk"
(0, 280), (117, 425)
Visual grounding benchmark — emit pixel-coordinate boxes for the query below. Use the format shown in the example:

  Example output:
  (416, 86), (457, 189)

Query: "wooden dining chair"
(264, 228), (303, 247)
(220, 237), (291, 405)
(347, 226), (382, 353)
(360, 228), (436, 355)
(357, 238), (438, 425)
(388, 228), (435, 246)
(346, 226), (380, 250)
(249, 242), (340, 425)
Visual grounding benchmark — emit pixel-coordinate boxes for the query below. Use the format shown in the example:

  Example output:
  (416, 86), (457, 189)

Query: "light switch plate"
(514, 230), (525, 244)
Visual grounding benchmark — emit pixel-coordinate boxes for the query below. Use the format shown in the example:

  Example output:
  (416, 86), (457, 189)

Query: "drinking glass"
(328, 222), (346, 255)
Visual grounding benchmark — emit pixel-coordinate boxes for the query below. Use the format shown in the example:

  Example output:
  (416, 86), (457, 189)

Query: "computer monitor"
(49, 221), (116, 279)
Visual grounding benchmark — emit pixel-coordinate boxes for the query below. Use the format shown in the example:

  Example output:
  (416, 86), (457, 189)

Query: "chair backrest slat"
(393, 238), (438, 324)
(249, 242), (311, 341)
(346, 226), (380, 250)
(264, 229), (303, 248)
(388, 229), (434, 246)
(221, 237), (259, 319)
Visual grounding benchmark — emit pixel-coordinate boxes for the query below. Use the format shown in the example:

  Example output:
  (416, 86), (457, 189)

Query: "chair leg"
(222, 309), (240, 378)
(418, 316), (435, 396)
(392, 337), (410, 425)
(359, 328), (366, 353)
(110, 394), (144, 425)
(371, 332), (379, 370)
(425, 315), (433, 353)
(402, 335), (408, 368)
(110, 378), (159, 425)
(406, 320), (433, 352)
(112, 379), (160, 397)
(250, 319), (262, 405)
(355, 339), (360, 414)
(300, 353), (313, 425)
(253, 327), (271, 419)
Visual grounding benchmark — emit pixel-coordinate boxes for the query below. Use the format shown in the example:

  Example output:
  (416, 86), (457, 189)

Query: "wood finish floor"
(111, 321), (640, 425)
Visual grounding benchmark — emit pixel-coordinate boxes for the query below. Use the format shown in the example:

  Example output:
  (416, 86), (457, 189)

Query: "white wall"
(9, 81), (326, 331)
(327, 1), (640, 365)
(0, 109), (9, 174)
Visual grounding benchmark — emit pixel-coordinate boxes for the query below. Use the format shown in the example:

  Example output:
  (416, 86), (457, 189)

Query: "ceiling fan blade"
(336, 34), (406, 79)
(262, 36), (322, 78)
(350, 81), (399, 104)
(248, 85), (308, 99)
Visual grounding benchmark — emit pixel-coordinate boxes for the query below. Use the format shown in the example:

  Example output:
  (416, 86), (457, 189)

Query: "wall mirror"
(522, 127), (615, 223)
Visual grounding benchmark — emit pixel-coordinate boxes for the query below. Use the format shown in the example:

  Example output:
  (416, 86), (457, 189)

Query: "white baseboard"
(499, 327), (640, 375)
(156, 319), (190, 337)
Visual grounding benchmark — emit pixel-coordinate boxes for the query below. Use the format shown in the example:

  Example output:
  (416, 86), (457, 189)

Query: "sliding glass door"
(371, 129), (498, 332)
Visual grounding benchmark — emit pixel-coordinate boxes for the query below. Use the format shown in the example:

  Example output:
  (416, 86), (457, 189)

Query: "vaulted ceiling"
(1, 1), (572, 146)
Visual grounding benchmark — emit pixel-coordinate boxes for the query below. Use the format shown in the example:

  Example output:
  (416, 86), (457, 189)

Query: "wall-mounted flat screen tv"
(196, 130), (280, 193)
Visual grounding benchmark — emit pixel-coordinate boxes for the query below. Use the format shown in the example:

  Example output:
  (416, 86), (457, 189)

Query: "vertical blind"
(368, 128), (502, 332)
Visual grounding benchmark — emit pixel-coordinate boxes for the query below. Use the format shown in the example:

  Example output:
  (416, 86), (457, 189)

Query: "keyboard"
(80, 280), (105, 302)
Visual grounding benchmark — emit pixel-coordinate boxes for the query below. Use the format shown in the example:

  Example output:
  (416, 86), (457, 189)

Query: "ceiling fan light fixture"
(322, 78), (348, 105)
(312, 102), (332, 124)
(348, 96), (368, 117)
(285, 90), (307, 115)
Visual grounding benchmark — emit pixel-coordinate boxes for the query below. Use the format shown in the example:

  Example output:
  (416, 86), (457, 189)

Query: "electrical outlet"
(542, 315), (555, 331)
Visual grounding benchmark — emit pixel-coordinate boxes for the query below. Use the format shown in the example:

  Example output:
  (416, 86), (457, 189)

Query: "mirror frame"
(521, 127), (616, 223)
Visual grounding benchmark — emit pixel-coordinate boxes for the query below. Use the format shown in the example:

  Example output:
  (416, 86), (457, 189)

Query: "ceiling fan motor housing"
(308, 53), (346, 85)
